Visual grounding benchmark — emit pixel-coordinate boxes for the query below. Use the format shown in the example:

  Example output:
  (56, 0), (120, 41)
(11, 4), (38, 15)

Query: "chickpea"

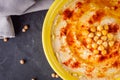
(24, 25), (29, 30)
(51, 73), (56, 78)
(97, 40), (103, 45)
(72, 73), (78, 77)
(101, 50), (107, 55)
(98, 45), (104, 51)
(104, 24), (109, 30)
(102, 41), (108, 48)
(22, 28), (26, 32)
(90, 26), (96, 32)
(92, 43), (98, 49)
(94, 36), (99, 41)
(22, 25), (29, 32)
(93, 50), (99, 54)
(3, 38), (8, 42)
(55, 74), (59, 78)
(104, 6), (110, 10)
(86, 38), (92, 43)
(20, 59), (25, 64)
(101, 36), (107, 41)
(82, 30), (89, 36)
(97, 25), (103, 31)
(111, 6), (117, 10)
(88, 33), (94, 38)
(102, 30), (108, 36)
(87, 44), (91, 49)
(109, 41), (114, 47)
(96, 31), (102, 37)
(51, 73), (59, 78)
(107, 33), (114, 40)
(52, 34), (55, 39)
(31, 78), (37, 80)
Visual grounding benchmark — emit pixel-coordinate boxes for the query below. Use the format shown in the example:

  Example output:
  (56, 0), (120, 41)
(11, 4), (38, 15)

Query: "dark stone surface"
(0, 10), (61, 80)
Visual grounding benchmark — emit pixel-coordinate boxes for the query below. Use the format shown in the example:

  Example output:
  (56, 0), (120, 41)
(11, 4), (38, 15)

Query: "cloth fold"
(0, 0), (54, 39)
(0, 16), (15, 39)
(25, 0), (54, 14)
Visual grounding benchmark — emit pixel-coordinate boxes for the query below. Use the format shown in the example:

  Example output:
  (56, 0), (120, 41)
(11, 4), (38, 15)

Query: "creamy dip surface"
(51, 0), (120, 80)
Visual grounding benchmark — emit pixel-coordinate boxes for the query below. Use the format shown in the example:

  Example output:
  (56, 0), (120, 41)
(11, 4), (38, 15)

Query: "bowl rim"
(42, 0), (78, 80)
(42, 0), (120, 80)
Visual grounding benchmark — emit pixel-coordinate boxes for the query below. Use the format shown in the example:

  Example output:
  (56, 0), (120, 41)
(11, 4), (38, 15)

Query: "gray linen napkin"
(0, 0), (54, 39)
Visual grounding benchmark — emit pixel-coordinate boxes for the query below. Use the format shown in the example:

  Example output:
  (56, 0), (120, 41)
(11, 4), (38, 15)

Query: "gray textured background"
(0, 10), (61, 80)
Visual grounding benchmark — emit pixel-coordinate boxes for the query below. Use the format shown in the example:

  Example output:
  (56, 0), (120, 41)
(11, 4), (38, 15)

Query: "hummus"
(52, 0), (120, 80)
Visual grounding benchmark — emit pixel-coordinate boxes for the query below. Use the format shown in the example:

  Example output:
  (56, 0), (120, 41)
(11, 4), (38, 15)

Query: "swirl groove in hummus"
(52, 0), (120, 80)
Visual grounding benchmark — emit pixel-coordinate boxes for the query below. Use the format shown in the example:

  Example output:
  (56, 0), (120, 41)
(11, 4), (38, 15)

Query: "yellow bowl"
(42, 0), (78, 80)
(42, 0), (120, 80)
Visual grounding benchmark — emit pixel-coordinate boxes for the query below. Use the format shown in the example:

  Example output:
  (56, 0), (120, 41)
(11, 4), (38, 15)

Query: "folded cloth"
(25, 0), (54, 14)
(0, 0), (54, 39)
(0, 16), (15, 39)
